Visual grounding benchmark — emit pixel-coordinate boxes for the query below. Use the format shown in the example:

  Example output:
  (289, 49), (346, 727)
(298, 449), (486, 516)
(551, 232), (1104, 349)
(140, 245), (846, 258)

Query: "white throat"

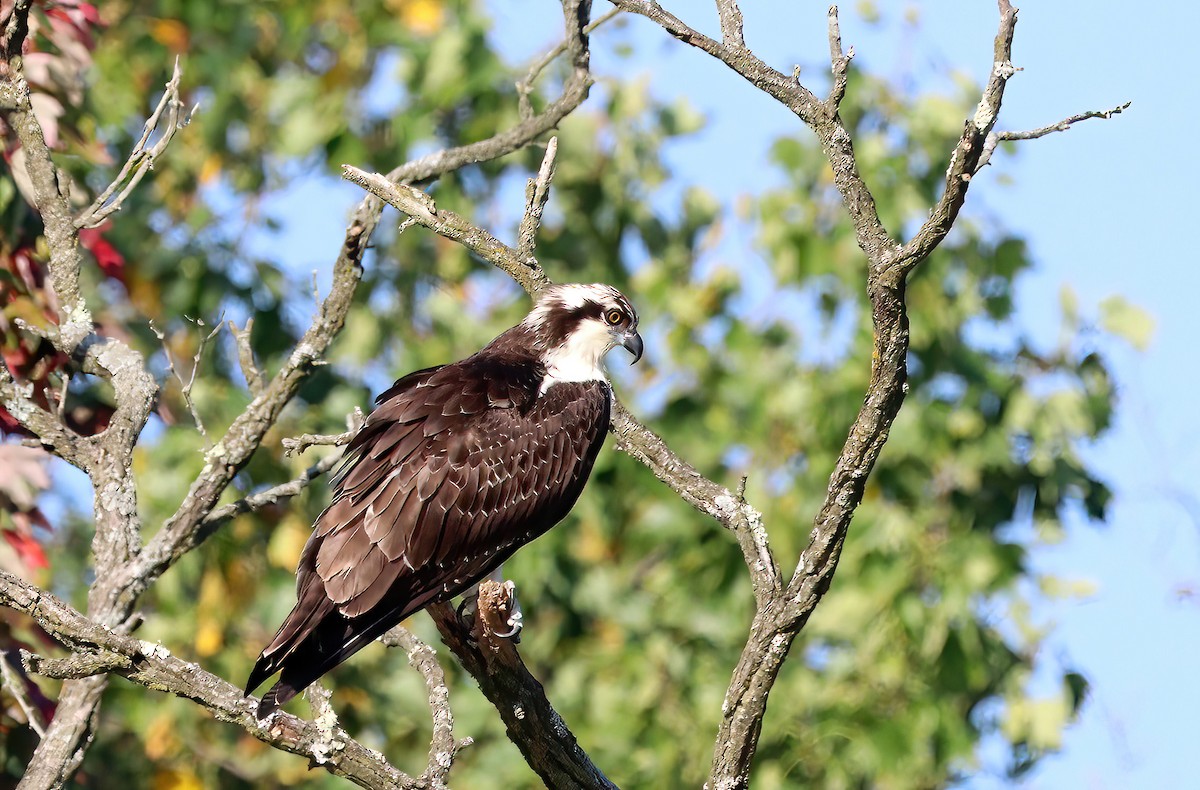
(539, 320), (614, 395)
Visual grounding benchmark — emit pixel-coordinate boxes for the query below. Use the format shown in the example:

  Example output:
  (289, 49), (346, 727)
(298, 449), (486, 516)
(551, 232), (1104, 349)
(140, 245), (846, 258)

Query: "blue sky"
(164, 2), (1199, 786)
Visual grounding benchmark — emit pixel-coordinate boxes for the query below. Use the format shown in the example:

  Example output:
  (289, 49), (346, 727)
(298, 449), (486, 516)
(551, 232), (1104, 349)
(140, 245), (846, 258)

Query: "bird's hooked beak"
(621, 330), (644, 364)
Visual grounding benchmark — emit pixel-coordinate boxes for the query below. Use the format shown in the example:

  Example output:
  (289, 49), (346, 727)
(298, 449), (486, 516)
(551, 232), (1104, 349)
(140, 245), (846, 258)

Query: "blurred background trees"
(1, 1), (1132, 787)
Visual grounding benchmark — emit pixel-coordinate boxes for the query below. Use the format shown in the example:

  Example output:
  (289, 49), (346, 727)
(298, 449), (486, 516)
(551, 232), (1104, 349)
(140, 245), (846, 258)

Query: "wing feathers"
(248, 353), (611, 711)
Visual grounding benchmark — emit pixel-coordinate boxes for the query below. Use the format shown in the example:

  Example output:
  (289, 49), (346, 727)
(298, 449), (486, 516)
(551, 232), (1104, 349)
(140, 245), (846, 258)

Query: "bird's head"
(521, 283), (642, 385)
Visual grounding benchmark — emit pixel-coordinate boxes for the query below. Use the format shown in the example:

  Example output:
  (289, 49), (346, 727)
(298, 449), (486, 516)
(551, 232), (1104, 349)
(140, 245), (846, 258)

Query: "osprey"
(246, 283), (641, 715)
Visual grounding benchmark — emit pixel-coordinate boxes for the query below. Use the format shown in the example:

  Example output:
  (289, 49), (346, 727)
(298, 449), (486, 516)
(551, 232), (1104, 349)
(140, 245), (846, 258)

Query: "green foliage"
(12, 2), (1127, 788)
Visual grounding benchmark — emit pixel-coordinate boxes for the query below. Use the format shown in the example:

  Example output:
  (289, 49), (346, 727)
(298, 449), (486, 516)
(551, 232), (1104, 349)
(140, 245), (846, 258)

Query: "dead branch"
(75, 58), (194, 230)
(976, 101), (1131, 171)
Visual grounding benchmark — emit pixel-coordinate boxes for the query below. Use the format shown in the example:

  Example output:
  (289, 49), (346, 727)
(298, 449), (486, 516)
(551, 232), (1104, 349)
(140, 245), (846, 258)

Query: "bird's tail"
(256, 679), (299, 718)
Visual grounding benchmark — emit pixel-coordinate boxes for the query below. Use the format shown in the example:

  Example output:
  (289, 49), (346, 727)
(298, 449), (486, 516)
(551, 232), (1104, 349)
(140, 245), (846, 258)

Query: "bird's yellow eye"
(606, 309), (623, 325)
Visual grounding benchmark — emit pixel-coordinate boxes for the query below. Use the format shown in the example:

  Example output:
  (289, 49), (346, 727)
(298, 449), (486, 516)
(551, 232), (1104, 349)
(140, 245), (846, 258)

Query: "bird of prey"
(246, 283), (642, 715)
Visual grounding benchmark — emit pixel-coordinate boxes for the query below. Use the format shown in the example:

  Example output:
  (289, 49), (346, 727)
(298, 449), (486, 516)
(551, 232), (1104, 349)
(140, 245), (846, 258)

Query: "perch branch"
(429, 594), (617, 790)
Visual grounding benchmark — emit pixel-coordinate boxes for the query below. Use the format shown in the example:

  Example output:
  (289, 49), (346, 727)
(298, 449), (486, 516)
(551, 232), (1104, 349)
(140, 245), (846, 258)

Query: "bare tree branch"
(826, 4), (854, 109)
(517, 7), (620, 119)
(976, 100), (1131, 171)
(595, 2), (1124, 787)
(197, 448), (344, 532)
(0, 570), (417, 789)
(0, 365), (90, 469)
(429, 596), (617, 790)
(609, 0), (897, 265)
(230, 318), (267, 396)
(75, 58), (194, 230)
(715, 0), (745, 48)
(893, 0), (1019, 276)
(380, 627), (471, 790)
(1, 649), (48, 737)
(516, 137), (560, 264)
(151, 316), (222, 445)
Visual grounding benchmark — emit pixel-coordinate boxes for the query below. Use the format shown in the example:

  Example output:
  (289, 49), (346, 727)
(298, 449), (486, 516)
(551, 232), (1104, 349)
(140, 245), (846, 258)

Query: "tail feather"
(257, 680), (298, 718)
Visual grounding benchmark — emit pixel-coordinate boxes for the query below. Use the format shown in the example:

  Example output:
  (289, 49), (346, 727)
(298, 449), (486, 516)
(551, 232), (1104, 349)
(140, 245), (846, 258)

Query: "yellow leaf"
(149, 19), (189, 52)
(268, 514), (311, 570)
(154, 768), (204, 790)
(199, 154), (223, 185)
(194, 618), (223, 657)
(388, 0), (445, 36)
(144, 712), (179, 760)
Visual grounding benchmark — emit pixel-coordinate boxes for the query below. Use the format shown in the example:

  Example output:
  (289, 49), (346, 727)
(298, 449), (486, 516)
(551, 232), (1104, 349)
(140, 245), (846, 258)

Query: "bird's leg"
(458, 567), (523, 641)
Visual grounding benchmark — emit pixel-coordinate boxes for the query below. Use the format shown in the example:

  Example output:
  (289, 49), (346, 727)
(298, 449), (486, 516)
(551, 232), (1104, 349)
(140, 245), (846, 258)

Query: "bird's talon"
(493, 580), (523, 641)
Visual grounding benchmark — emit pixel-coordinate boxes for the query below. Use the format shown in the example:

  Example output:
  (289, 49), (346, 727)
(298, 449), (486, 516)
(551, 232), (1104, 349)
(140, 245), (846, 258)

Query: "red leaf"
(78, 226), (125, 282)
(2, 529), (49, 569)
(0, 407), (33, 438)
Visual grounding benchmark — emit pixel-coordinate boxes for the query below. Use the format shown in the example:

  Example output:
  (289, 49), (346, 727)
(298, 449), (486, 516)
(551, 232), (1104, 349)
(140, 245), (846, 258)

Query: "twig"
(976, 101), (1131, 171)
(342, 167), (550, 295)
(75, 58), (194, 230)
(380, 627), (468, 790)
(230, 318), (266, 397)
(18, 650), (133, 680)
(516, 137), (559, 265)
(282, 428), (356, 457)
(715, 0), (745, 48)
(0, 365), (88, 469)
(55, 373), (70, 422)
(151, 316), (222, 444)
(200, 449), (345, 531)
(826, 5), (854, 109)
(1, 650), (48, 737)
(516, 7), (621, 119)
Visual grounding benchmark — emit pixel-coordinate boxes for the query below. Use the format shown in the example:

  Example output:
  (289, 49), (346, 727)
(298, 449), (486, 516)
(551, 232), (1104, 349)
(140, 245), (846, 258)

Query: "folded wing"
(247, 357), (609, 714)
